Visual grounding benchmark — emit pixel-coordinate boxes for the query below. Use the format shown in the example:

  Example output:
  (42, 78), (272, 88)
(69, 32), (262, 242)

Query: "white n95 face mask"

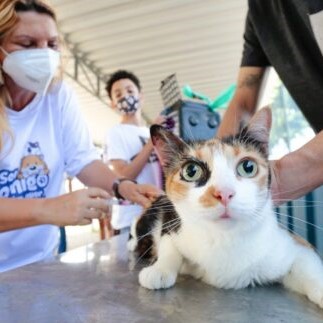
(1, 47), (60, 95)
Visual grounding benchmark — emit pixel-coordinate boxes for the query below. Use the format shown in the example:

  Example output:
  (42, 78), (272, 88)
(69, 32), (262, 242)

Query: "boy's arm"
(109, 139), (155, 180)
(108, 115), (165, 181)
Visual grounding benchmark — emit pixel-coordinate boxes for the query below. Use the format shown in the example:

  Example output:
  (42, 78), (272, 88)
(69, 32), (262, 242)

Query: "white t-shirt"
(0, 81), (99, 272)
(105, 124), (162, 230)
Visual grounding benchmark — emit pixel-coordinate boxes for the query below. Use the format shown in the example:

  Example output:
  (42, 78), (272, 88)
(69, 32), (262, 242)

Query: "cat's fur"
(128, 107), (323, 308)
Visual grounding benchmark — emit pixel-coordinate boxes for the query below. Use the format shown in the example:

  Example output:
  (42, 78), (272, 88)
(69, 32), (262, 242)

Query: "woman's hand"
(42, 188), (110, 226)
(118, 181), (163, 208)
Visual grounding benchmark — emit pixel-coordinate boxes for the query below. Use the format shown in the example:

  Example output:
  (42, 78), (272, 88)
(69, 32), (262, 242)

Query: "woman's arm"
(77, 160), (162, 208)
(0, 187), (109, 232)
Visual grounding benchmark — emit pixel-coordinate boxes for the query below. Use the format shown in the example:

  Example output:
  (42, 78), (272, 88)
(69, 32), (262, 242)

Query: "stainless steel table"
(1, 233), (323, 323)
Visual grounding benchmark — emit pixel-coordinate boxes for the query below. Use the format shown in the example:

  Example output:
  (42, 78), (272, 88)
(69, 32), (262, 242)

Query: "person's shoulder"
(107, 124), (144, 137)
(106, 124), (125, 136)
(248, 0), (275, 12)
(110, 123), (141, 131)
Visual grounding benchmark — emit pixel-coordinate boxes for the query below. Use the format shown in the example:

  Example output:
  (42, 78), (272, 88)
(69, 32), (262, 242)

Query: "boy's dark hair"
(105, 70), (141, 99)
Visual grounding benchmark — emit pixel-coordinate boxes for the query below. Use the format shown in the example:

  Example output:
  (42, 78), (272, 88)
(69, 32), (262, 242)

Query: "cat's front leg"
(139, 234), (182, 290)
(282, 246), (323, 308)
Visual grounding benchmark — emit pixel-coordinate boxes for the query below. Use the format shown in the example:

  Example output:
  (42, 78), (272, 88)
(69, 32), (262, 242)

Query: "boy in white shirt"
(105, 70), (165, 233)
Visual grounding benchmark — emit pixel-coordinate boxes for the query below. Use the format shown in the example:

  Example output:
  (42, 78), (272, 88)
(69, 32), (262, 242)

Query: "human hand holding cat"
(118, 180), (163, 208)
(269, 129), (323, 204)
(41, 188), (110, 226)
(269, 159), (285, 206)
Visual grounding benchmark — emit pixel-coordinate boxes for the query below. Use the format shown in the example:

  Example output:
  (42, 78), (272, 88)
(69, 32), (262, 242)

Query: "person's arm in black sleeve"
(217, 10), (269, 137)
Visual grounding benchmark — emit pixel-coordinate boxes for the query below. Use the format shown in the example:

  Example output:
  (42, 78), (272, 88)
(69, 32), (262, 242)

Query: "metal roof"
(51, 0), (248, 145)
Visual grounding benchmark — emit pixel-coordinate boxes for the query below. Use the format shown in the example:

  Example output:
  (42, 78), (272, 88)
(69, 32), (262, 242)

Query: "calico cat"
(128, 107), (323, 308)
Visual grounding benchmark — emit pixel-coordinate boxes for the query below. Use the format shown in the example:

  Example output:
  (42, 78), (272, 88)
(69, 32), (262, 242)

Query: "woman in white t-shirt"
(105, 70), (165, 233)
(0, 0), (160, 272)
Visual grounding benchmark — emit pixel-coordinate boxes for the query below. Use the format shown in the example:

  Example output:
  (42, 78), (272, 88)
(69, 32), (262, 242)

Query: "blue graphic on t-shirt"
(0, 168), (49, 198)
(25, 141), (42, 156)
(0, 142), (50, 198)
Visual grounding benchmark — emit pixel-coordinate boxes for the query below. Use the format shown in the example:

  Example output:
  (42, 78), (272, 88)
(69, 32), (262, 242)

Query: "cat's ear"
(246, 106), (272, 144)
(150, 125), (189, 169)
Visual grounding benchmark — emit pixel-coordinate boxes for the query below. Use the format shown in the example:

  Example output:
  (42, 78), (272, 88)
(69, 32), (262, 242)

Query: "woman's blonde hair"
(0, 0), (57, 153)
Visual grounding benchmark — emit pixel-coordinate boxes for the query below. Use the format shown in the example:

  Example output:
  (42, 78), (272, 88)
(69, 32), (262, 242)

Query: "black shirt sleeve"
(240, 10), (270, 67)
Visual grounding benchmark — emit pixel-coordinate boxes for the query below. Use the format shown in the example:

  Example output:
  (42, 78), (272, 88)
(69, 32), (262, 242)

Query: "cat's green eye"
(237, 159), (258, 178)
(182, 162), (203, 182)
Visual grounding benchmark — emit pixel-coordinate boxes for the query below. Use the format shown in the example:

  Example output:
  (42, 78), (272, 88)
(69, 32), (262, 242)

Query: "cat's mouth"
(219, 212), (231, 220)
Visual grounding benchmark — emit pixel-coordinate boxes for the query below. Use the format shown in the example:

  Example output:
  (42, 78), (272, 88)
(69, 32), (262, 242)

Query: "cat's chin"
(206, 213), (236, 223)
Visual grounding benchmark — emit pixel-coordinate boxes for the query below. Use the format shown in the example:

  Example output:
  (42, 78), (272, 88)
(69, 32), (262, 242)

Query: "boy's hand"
(153, 115), (166, 126)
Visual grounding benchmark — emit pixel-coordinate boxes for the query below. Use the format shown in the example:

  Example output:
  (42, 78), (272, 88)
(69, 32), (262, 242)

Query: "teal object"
(182, 84), (236, 111)
(182, 85), (212, 106)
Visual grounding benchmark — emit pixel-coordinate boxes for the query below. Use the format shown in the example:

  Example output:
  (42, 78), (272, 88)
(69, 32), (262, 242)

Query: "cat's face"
(151, 107), (272, 230)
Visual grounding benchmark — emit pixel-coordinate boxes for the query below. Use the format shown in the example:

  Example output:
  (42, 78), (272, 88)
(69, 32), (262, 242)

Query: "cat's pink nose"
(213, 189), (235, 206)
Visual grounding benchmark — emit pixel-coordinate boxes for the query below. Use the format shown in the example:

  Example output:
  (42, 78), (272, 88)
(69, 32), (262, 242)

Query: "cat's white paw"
(139, 265), (177, 290)
(307, 287), (323, 308)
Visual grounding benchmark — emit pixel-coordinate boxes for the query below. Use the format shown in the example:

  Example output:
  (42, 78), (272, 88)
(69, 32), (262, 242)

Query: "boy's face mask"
(116, 95), (140, 115)
(0, 47), (60, 95)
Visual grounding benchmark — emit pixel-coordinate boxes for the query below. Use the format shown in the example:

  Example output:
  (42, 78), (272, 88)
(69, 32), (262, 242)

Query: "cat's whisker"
(276, 219), (316, 234)
(274, 211), (323, 231)
(273, 203), (323, 208)
(135, 217), (181, 244)
(271, 184), (318, 199)
(144, 200), (175, 207)
(271, 196), (323, 202)
(281, 226), (323, 258)
(141, 210), (177, 216)
(131, 243), (156, 269)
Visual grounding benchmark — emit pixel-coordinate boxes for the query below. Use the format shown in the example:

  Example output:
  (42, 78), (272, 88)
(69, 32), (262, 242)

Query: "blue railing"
(275, 187), (323, 256)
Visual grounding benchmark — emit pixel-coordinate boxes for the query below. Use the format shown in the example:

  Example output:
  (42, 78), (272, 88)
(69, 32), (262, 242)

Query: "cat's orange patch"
(290, 233), (313, 249)
(233, 146), (241, 156)
(197, 145), (216, 169)
(194, 148), (204, 161)
(257, 174), (268, 188)
(166, 176), (189, 201)
(199, 186), (218, 207)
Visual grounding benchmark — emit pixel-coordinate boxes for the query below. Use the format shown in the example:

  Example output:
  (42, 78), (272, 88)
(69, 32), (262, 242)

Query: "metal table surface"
(1, 233), (323, 323)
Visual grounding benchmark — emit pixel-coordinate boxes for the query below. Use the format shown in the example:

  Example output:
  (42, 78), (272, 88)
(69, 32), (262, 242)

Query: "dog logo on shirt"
(18, 142), (48, 179)
(0, 141), (50, 198)
(17, 154), (49, 179)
